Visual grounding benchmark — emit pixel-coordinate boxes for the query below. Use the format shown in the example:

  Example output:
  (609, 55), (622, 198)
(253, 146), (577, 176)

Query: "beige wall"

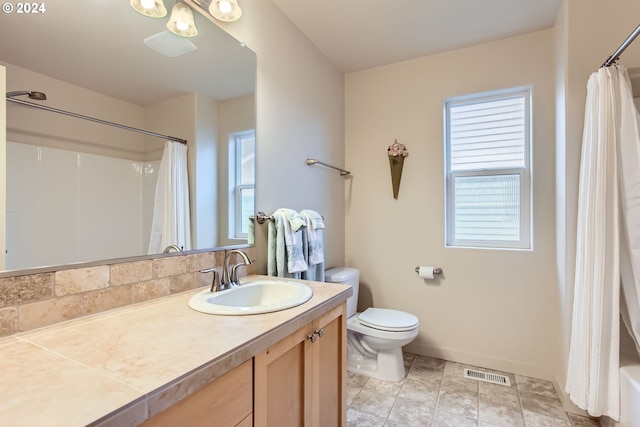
(345, 30), (557, 379)
(3, 61), (147, 160)
(143, 94), (197, 162)
(194, 94), (220, 249)
(216, 1), (346, 273)
(218, 95), (256, 247)
(553, 0), (640, 411)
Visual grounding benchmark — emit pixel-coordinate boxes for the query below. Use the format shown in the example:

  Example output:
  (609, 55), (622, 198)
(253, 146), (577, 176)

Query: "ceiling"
(0, 1), (564, 105)
(0, 1), (255, 106)
(272, 0), (563, 73)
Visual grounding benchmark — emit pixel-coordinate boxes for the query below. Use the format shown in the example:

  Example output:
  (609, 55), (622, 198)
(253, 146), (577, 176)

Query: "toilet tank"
(325, 267), (359, 318)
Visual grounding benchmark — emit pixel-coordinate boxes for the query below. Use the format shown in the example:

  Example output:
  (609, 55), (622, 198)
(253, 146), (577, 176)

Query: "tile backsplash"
(0, 247), (256, 336)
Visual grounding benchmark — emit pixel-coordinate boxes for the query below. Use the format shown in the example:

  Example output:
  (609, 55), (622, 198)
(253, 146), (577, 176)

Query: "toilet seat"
(358, 308), (419, 332)
(347, 316), (418, 341)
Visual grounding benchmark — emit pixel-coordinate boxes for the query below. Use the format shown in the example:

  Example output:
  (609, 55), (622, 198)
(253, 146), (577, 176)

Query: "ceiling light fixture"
(208, 0), (242, 22)
(130, 0), (167, 18)
(166, 1), (198, 37)
(131, 0), (242, 42)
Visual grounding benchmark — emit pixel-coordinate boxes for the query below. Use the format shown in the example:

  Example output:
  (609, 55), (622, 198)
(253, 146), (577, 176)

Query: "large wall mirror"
(0, 1), (256, 275)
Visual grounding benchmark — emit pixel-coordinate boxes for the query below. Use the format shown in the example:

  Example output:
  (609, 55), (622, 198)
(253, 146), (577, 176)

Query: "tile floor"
(346, 353), (601, 427)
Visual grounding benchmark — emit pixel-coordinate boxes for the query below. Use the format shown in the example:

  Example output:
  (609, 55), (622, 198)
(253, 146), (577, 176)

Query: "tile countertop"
(0, 275), (351, 427)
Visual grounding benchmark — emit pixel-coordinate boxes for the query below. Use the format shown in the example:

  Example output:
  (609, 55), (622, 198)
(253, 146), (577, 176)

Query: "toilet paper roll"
(417, 266), (435, 280)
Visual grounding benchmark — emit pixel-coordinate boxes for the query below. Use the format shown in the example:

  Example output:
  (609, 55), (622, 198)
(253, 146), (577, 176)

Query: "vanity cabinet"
(139, 302), (347, 427)
(253, 303), (347, 427)
(140, 359), (253, 427)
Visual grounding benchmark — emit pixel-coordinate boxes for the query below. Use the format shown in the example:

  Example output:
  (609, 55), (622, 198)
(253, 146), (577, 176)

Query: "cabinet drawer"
(141, 359), (253, 427)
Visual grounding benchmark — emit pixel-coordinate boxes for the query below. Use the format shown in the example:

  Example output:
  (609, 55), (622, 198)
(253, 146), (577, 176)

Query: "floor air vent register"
(463, 368), (511, 386)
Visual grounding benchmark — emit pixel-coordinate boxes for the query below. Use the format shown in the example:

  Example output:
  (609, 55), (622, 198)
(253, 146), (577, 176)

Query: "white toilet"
(325, 267), (419, 382)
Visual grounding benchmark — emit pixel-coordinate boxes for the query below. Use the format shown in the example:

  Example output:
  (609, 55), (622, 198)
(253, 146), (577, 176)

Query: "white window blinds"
(449, 96), (526, 171)
(445, 88), (531, 249)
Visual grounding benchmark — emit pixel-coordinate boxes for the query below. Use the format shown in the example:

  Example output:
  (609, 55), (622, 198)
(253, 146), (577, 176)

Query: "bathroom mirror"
(0, 1), (256, 274)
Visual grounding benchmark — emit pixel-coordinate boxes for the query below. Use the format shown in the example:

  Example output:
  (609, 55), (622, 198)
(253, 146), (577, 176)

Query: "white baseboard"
(404, 342), (551, 380)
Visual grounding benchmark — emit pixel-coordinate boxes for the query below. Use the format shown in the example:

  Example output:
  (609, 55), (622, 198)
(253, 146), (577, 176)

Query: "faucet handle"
(230, 262), (250, 284)
(200, 267), (221, 292)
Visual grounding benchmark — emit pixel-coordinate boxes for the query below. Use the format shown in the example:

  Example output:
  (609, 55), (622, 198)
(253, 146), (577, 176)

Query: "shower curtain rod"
(5, 97), (188, 144)
(602, 24), (640, 68)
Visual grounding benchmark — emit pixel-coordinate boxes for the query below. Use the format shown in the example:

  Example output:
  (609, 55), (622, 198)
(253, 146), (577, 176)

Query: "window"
(444, 87), (531, 249)
(229, 130), (255, 239)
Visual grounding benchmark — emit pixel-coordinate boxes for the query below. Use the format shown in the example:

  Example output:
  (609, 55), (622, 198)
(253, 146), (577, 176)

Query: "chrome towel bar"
(249, 212), (275, 224)
(249, 211), (324, 224)
(305, 158), (350, 176)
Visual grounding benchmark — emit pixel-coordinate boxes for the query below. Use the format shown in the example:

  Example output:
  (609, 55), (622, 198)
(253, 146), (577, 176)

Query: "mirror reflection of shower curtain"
(148, 141), (192, 254)
(566, 65), (640, 421)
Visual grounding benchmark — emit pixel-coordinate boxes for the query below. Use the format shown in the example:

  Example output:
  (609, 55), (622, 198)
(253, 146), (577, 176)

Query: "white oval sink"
(188, 280), (313, 315)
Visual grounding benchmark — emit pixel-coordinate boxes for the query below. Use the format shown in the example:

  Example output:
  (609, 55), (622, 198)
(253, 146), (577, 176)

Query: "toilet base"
(347, 341), (407, 382)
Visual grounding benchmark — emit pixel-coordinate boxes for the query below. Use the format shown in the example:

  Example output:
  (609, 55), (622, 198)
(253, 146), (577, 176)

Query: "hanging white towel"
(300, 209), (325, 265)
(276, 208), (308, 274)
(148, 141), (192, 254)
(301, 209), (325, 282)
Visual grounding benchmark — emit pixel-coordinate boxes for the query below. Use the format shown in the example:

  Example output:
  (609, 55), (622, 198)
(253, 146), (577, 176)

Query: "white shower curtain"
(566, 65), (640, 421)
(148, 141), (192, 254)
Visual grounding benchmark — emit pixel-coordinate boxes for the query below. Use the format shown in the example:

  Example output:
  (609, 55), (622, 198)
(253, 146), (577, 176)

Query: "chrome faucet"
(222, 249), (252, 289)
(162, 244), (183, 253)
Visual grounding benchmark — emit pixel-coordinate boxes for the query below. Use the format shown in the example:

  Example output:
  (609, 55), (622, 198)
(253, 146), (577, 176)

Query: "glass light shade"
(130, 0), (167, 18)
(209, 0), (242, 22)
(166, 2), (198, 37)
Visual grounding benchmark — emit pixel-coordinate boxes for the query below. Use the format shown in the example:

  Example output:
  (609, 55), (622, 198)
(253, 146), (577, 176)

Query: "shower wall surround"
(0, 246), (257, 336)
(7, 141), (159, 271)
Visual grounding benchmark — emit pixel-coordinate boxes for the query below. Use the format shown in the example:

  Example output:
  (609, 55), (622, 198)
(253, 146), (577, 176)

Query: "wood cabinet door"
(254, 302), (347, 427)
(254, 324), (313, 427)
(313, 304), (347, 427)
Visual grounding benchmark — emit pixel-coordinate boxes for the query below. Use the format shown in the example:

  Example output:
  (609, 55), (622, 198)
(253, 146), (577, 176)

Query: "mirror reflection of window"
(229, 130), (255, 239)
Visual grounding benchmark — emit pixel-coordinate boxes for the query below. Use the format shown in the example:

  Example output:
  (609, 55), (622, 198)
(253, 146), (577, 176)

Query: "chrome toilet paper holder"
(414, 266), (443, 275)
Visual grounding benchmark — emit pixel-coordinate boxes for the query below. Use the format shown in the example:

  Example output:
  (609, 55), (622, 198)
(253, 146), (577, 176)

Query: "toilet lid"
(358, 308), (419, 332)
